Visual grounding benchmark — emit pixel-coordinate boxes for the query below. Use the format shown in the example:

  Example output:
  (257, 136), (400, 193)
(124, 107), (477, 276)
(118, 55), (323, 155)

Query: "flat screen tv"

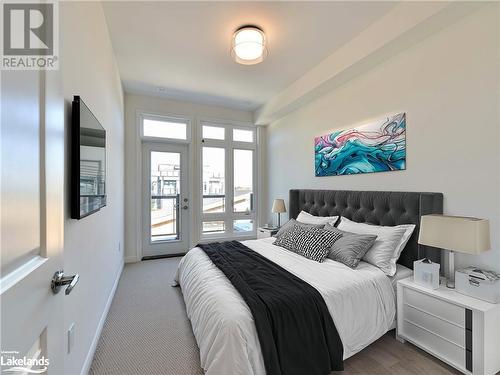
(71, 96), (106, 219)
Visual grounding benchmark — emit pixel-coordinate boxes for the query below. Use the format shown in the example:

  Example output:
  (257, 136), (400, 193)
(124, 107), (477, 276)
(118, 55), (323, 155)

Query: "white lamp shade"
(272, 199), (286, 213)
(418, 214), (490, 254)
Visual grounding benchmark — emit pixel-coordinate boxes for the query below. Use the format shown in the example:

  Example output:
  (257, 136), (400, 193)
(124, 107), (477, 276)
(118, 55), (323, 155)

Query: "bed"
(174, 189), (443, 375)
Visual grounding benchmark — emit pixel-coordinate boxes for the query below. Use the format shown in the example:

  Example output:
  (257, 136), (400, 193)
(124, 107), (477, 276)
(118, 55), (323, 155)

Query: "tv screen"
(71, 96), (106, 219)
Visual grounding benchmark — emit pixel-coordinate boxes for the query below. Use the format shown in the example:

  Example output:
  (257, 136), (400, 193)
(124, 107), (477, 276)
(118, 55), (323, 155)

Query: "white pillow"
(338, 217), (415, 276)
(296, 211), (339, 226)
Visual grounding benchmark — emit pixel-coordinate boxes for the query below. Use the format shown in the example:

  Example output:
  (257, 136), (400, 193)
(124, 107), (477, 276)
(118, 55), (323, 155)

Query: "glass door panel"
(150, 151), (180, 242)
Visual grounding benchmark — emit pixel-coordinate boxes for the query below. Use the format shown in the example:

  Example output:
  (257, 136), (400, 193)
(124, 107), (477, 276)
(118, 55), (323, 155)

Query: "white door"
(1, 70), (67, 373)
(142, 142), (189, 258)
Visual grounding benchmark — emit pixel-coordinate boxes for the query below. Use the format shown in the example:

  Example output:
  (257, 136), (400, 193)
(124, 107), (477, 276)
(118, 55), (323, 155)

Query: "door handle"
(182, 205), (188, 210)
(51, 271), (79, 295)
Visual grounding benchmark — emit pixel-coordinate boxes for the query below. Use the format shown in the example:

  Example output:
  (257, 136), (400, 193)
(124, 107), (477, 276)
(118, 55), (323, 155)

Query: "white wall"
(60, 2), (124, 374)
(266, 6), (500, 271)
(124, 94), (253, 262)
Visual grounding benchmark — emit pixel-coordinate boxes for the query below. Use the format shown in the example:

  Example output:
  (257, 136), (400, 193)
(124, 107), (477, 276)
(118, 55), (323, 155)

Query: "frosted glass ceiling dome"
(231, 26), (268, 65)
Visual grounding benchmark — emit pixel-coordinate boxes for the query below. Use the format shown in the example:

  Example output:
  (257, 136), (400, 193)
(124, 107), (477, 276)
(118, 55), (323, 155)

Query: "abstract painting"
(315, 112), (406, 176)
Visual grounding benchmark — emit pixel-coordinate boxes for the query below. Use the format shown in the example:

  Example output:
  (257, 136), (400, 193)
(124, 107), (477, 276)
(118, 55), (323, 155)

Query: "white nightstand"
(397, 277), (500, 375)
(257, 227), (279, 239)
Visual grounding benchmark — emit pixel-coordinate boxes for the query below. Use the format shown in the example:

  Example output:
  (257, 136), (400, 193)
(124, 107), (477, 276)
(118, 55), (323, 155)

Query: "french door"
(142, 142), (189, 257)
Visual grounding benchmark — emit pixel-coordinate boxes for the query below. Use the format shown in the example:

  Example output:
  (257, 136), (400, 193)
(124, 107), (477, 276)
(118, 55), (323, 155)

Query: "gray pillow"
(323, 224), (377, 268)
(273, 218), (324, 238)
(273, 223), (342, 262)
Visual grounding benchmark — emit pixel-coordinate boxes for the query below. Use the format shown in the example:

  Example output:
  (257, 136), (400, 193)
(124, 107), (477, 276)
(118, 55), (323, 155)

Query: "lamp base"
(446, 250), (455, 289)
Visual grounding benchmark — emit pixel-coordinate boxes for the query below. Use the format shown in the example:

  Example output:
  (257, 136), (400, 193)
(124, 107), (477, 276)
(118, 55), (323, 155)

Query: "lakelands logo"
(1, 1), (59, 69)
(1, 351), (49, 373)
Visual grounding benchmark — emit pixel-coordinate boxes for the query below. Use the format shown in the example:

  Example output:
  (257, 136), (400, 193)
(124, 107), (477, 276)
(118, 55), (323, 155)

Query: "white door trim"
(133, 109), (194, 262)
(141, 142), (190, 257)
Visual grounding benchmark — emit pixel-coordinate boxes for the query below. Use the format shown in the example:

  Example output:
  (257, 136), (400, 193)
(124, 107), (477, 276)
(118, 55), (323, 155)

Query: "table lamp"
(418, 214), (490, 288)
(272, 199), (286, 227)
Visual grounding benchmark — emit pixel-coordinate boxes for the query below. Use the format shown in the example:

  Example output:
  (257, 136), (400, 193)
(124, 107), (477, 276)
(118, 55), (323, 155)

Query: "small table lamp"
(272, 199), (286, 227)
(418, 214), (490, 288)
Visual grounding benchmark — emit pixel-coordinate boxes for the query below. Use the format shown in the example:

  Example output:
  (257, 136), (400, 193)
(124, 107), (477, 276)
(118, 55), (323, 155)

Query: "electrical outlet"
(68, 323), (75, 354)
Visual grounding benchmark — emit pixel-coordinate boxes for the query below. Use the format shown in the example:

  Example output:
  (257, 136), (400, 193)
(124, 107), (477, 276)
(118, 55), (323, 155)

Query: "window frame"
(232, 127), (255, 143)
(199, 120), (257, 240)
(140, 113), (192, 143)
(202, 124), (226, 141)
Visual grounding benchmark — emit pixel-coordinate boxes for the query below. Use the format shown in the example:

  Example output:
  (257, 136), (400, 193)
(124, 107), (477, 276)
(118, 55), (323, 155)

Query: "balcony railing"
(202, 193), (254, 212)
(150, 194), (179, 242)
(150, 192), (255, 241)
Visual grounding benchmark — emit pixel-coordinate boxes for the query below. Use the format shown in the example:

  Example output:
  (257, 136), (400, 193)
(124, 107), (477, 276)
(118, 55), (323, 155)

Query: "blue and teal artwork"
(315, 113), (406, 176)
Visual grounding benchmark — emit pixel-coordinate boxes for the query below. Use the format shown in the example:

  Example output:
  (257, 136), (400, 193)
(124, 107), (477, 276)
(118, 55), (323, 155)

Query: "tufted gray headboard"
(289, 189), (443, 269)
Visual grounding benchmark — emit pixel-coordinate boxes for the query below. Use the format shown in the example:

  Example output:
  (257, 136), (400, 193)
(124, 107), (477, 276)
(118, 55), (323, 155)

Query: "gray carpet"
(89, 258), (203, 375)
(90, 258), (461, 375)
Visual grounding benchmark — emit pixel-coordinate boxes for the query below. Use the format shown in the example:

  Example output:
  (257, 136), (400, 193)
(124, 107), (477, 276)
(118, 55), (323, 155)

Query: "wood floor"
(90, 257), (465, 375)
(333, 332), (462, 375)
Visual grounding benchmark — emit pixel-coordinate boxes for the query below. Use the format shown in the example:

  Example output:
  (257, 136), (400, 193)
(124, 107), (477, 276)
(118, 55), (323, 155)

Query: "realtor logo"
(1, 1), (58, 69)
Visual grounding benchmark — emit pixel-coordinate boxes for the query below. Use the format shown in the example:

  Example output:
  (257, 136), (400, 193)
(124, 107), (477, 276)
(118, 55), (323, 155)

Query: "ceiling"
(102, 2), (397, 111)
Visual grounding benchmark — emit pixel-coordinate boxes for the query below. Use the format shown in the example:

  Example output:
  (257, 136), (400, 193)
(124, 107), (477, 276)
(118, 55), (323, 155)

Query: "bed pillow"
(323, 224), (377, 268)
(274, 223), (342, 262)
(338, 217), (413, 276)
(296, 211), (339, 226)
(274, 218), (324, 238)
(339, 217), (416, 264)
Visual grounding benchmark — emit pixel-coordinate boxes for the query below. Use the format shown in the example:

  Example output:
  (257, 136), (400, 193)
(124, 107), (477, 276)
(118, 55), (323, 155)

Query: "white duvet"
(174, 237), (396, 375)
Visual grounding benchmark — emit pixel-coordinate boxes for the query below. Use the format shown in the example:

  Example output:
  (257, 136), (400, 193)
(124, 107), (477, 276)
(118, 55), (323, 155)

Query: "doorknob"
(182, 205), (188, 210)
(51, 271), (79, 295)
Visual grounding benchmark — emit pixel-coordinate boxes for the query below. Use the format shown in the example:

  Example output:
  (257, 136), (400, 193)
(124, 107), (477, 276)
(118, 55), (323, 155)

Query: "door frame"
(141, 142), (190, 258)
(131, 110), (258, 262)
(134, 110), (194, 261)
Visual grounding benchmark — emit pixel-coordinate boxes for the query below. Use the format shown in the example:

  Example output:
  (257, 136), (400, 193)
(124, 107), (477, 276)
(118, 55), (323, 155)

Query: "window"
(233, 149), (253, 213)
(233, 219), (253, 233)
(202, 147), (225, 213)
(142, 115), (188, 140)
(233, 128), (253, 142)
(200, 122), (256, 239)
(203, 221), (225, 234)
(202, 125), (225, 140)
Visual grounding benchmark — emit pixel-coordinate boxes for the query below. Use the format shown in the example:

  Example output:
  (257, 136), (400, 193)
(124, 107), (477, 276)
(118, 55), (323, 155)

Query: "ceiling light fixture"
(231, 25), (267, 65)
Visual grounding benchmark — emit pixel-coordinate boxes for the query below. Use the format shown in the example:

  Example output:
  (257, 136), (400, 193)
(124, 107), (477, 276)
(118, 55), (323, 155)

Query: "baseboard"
(125, 255), (138, 263)
(80, 260), (124, 375)
(141, 253), (185, 261)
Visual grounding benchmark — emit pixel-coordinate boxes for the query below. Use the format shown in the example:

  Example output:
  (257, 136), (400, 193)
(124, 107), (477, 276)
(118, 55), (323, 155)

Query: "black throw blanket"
(198, 240), (344, 375)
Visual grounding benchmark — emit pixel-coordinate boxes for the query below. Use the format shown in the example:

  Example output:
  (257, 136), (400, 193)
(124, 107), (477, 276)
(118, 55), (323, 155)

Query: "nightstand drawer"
(257, 228), (278, 239)
(402, 319), (465, 368)
(405, 287), (465, 327)
(398, 278), (500, 375)
(404, 304), (465, 348)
